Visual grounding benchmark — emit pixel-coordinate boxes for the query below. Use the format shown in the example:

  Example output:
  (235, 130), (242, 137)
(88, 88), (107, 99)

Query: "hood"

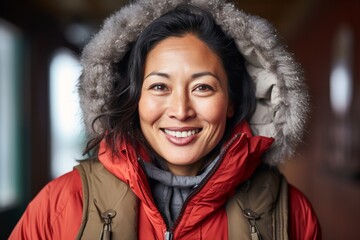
(78, 0), (309, 165)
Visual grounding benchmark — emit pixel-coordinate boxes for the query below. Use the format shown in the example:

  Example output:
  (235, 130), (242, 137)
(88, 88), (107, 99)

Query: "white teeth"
(164, 129), (199, 138)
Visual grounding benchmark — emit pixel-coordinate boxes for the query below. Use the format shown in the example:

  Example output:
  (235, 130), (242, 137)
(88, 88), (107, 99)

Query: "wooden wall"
(282, 0), (360, 239)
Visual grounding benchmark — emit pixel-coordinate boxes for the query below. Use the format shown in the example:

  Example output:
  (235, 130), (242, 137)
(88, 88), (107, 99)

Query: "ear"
(227, 101), (234, 118)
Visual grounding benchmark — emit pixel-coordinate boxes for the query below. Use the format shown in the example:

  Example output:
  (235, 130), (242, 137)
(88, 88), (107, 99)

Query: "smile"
(162, 128), (201, 138)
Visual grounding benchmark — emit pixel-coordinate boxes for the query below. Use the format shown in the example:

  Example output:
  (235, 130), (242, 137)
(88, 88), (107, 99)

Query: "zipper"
(167, 133), (243, 236)
(164, 231), (173, 240)
(137, 157), (172, 237)
(138, 133), (242, 239)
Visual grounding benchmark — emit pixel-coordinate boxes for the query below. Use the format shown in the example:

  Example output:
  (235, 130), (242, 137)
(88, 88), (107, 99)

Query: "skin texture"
(138, 34), (234, 176)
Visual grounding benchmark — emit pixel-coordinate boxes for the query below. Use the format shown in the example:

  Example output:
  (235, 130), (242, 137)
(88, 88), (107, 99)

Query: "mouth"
(161, 128), (202, 138)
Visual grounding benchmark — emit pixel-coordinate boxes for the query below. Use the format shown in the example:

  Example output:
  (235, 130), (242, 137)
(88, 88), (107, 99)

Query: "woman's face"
(138, 34), (233, 176)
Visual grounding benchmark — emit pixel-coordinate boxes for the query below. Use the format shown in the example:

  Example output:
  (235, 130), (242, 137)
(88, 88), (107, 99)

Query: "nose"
(167, 90), (195, 121)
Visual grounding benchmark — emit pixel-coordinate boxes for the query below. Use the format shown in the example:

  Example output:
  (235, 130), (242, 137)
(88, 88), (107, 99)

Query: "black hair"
(84, 4), (256, 157)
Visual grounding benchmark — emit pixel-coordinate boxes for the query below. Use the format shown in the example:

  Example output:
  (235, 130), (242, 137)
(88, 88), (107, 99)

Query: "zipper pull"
(243, 208), (262, 240)
(164, 231), (173, 240)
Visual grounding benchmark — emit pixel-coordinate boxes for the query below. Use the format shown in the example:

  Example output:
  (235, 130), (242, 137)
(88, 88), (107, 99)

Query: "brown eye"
(149, 83), (168, 91)
(194, 84), (214, 92)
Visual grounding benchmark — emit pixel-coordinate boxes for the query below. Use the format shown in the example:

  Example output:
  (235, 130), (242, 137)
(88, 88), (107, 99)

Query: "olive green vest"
(75, 159), (288, 240)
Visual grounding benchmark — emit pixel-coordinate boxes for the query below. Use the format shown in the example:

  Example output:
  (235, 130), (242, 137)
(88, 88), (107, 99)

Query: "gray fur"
(78, 0), (309, 165)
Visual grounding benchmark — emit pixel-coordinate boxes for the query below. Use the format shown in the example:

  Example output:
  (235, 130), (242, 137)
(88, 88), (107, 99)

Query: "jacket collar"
(98, 121), (273, 231)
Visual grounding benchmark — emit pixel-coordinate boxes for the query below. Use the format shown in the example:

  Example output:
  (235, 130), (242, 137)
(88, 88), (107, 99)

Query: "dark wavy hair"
(84, 4), (256, 157)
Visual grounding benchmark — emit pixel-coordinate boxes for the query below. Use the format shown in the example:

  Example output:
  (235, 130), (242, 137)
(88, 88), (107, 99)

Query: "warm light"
(330, 25), (354, 117)
(330, 63), (353, 116)
(50, 48), (84, 178)
(0, 19), (21, 209)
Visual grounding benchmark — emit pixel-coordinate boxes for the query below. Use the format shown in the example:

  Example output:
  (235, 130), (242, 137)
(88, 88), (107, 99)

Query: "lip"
(161, 127), (202, 146)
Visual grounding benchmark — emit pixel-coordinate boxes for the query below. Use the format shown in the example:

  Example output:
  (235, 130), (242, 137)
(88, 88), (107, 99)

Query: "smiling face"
(138, 34), (233, 176)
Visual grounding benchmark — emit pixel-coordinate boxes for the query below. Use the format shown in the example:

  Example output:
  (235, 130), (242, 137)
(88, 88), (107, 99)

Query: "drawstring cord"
(243, 208), (262, 240)
(94, 199), (117, 240)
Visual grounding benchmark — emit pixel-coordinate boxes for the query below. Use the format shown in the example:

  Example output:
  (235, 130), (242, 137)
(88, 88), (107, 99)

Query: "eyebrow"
(192, 71), (220, 81)
(144, 71), (220, 81)
(144, 72), (169, 79)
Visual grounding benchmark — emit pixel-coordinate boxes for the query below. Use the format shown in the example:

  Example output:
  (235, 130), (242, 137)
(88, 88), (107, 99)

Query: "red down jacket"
(10, 123), (321, 239)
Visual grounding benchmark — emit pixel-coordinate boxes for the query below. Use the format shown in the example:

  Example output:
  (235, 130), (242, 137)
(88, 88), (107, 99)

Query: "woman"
(10, 0), (321, 239)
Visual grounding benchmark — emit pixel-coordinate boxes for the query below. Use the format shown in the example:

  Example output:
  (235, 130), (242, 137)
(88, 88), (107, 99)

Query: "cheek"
(197, 97), (230, 123)
(138, 95), (162, 124)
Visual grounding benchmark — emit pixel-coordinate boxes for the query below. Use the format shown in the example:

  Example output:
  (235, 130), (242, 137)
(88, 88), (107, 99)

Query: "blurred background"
(0, 0), (359, 238)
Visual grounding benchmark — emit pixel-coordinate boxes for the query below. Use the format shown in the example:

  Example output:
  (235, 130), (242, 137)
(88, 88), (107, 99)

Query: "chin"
(164, 157), (199, 167)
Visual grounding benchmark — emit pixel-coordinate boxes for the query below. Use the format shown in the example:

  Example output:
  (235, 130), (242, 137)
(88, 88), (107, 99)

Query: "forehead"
(147, 34), (219, 58)
(144, 34), (225, 75)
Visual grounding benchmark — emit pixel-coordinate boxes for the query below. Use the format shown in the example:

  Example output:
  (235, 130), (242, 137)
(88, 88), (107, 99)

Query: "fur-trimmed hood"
(78, 0), (309, 165)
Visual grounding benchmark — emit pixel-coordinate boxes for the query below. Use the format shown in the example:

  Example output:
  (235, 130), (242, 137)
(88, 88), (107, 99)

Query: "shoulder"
(35, 169), (83, 220)
(9, 169), (83, 239)
(42, 168), (83, 197)
(288, 184), (322, 240)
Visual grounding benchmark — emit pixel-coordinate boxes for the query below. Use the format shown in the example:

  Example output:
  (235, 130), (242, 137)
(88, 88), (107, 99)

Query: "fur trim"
(78, 0), (309, 165)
